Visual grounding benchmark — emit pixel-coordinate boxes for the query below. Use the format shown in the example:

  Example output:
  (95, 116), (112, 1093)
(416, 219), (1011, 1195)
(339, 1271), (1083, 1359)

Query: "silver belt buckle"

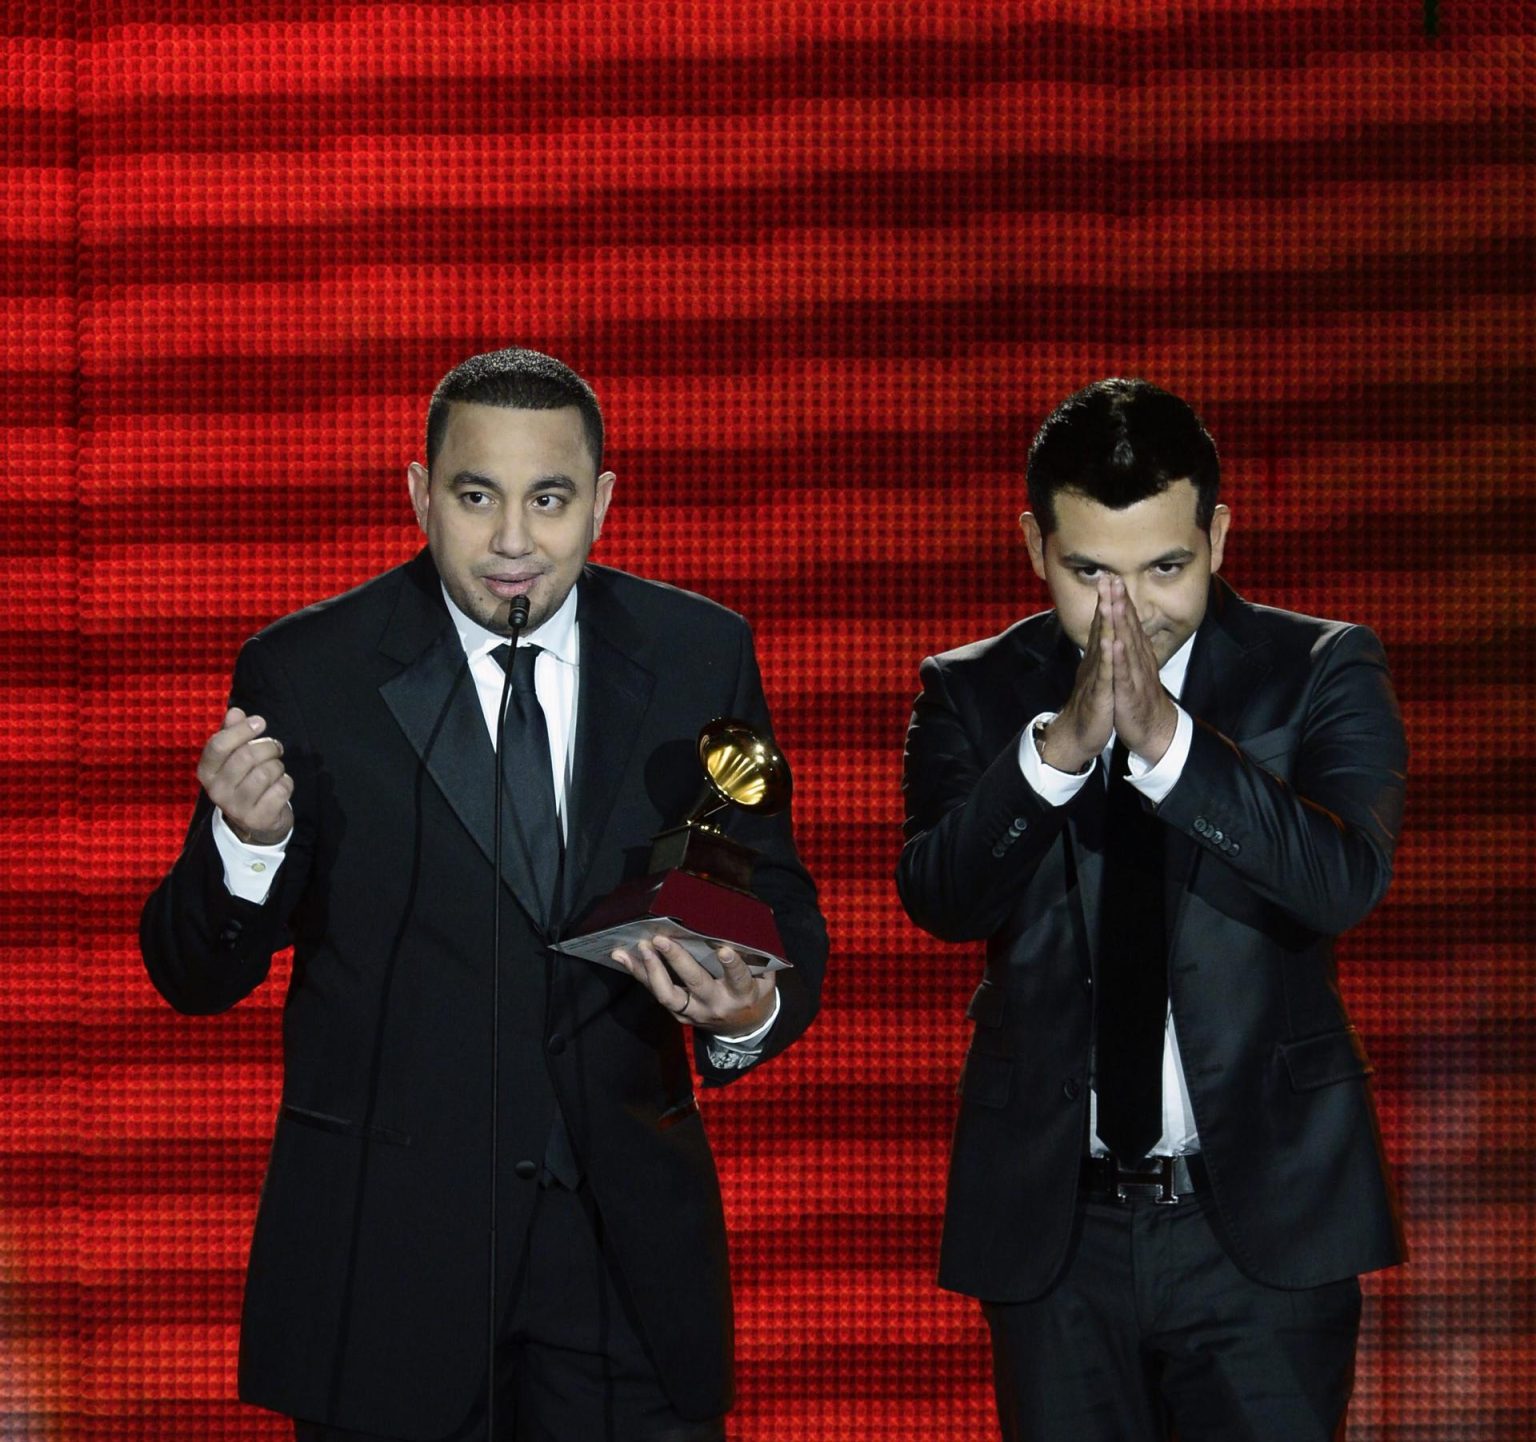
(1113, 1157), (1181, 1206)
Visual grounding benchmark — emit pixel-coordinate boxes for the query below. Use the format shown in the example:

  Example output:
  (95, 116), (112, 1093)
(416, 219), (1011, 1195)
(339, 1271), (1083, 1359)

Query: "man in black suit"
(141, 348), (827, 1442)
(897, 379), (1405, 1442)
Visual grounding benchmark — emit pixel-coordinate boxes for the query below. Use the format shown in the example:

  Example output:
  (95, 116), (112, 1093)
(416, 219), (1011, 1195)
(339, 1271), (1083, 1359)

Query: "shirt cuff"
(708, 987), (782, 1052)
(212, 809), (290, 904)
(1126, 704), (1194, 805)
(1017, 711), (1096, 806)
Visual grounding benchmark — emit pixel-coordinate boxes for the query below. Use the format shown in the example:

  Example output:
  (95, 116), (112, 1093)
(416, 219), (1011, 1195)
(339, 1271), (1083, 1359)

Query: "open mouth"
(481, 574), (542, 599)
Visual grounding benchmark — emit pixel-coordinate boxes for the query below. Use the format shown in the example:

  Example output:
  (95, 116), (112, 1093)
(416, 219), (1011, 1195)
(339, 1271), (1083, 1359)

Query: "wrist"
(712, 995), (774, 1039)
(226, 816), (289, 848)
(1034, 718), (1094, 776)
(1138, 708), (1179, 767)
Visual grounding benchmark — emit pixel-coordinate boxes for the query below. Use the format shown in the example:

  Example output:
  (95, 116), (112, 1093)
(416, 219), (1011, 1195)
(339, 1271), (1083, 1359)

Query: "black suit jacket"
(141, 551), (828, 1434)
(897, 578), (1406, 1301)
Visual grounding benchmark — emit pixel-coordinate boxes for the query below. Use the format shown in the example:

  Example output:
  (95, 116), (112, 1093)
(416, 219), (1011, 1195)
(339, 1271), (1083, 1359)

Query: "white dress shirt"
(211, 580), (777, 1051)
(1015, 632), (1201, 1156)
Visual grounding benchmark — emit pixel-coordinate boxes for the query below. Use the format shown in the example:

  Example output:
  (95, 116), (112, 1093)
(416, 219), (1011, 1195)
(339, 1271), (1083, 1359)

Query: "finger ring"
(673, 991), (693, 1019)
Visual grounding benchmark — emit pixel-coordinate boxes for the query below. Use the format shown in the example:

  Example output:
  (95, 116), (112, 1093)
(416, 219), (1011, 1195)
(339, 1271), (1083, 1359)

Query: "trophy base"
(553, 869), (790, 978)
(647, 824), (756, 891)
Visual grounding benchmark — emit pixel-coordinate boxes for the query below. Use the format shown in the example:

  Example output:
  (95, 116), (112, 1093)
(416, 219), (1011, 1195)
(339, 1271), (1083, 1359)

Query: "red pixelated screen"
(3, 2), (1533, 1437)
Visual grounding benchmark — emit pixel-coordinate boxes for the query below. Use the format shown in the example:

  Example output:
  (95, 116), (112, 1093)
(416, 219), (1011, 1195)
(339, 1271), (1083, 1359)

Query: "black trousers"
(293, 1181), (724, 1442)
(983, 1192), (1361, 1442)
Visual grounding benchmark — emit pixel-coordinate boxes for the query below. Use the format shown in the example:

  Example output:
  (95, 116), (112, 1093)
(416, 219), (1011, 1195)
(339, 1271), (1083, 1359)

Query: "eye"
(1153, 561), (1187, 577)
(1072, 565), (1102, 581)
(531, 493), (567, 512)
(458, 489), (494, 508)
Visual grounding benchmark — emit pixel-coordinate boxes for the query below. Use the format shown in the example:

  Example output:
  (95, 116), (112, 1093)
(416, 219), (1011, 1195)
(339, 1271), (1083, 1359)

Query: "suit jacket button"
(1228, 841), (1240, 855)
(514, 1160), (538, 1180)
(1013, 816), (1030, 830)
(1062, 1077), (1082, 1100)
(1194, 817), (1209, 835)
(547, 1033), (566, 1055)
(1082, 974), (1093, 992)
(991, 844), (1007, 858)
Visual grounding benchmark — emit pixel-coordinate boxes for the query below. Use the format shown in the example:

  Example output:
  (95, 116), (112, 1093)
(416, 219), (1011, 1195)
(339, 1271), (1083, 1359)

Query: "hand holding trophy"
(553, 718), (793, 977)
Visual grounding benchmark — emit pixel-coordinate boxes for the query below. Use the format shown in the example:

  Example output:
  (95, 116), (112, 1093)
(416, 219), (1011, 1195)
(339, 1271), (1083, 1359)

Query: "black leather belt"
(1080, 1153), (1206, 1206)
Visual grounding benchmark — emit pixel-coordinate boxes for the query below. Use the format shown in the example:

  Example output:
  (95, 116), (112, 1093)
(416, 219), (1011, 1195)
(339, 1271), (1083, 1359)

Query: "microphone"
(488, 586), (529, 1441)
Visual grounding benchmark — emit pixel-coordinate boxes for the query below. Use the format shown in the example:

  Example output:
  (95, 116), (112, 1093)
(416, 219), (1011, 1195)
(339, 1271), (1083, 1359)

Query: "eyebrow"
(1060, 547), (1197, 569)
(447, 471), (580, 494)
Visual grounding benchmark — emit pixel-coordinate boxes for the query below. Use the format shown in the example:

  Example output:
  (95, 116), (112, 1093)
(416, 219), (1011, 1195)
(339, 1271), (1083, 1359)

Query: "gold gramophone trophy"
(552, 718), (793, 978)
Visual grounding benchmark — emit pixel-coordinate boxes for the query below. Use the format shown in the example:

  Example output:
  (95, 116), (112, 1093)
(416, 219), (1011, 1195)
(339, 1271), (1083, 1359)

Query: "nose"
(1122, 577), (1155, 624)
(492, 505), (531, 556)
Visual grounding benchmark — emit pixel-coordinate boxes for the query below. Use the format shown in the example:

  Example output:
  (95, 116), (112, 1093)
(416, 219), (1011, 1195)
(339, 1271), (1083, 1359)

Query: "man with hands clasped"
(1035, 572), (1186, 777)
(143, 347), (826, 1442)
(898, 379), (1406, 1442)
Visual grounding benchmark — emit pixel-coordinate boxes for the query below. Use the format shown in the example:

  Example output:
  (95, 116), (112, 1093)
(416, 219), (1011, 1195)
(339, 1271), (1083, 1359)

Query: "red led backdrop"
(3, 2), (1533, 1438)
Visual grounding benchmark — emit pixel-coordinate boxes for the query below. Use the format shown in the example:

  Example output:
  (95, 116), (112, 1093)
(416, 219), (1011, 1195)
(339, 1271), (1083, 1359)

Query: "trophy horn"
(687, 717), (792, 825)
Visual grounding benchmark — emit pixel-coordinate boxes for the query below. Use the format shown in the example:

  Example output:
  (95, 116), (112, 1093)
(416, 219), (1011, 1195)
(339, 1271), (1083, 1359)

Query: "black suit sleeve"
(896, 656), (1075, 943)
(1156, 623), (1406, 935)
(693, 618), (829, 1085)
(140, 635), (318, 1015)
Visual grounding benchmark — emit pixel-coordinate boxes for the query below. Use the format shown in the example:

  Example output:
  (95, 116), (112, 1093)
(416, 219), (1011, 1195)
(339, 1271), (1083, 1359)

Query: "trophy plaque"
(552, 718), (793, 978)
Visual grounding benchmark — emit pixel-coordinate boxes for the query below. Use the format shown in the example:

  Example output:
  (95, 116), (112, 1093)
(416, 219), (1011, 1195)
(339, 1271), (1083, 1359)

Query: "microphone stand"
(487, 592), (530, 1441)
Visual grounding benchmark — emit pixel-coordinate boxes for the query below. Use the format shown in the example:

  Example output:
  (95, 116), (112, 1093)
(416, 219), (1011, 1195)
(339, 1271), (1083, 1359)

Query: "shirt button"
(1062, 1077), (1082, 1101)
(547, 1034), (566, 1056)
(514, 1160), (538, 1181)
(251, 861), (267, 874)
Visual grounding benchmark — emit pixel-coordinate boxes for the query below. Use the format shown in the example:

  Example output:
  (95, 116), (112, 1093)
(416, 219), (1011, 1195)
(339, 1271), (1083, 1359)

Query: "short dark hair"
(425, 347), (605, 471)
(1025, 378), (1220, 535)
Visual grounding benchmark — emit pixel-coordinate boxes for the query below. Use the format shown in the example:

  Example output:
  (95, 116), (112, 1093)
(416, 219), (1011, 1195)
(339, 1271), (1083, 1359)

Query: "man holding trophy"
(140, 347), (829, 1442)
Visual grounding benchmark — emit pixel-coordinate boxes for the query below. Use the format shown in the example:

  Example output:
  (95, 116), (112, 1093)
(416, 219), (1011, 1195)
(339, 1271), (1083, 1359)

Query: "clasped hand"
(1038, 577), (1179, 774)
(610, 935), (777, 1036)
(198, 707), (294, 845)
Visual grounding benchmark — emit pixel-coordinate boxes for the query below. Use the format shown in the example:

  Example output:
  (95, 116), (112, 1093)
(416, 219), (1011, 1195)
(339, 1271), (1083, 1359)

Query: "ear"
(591, 470), (617, 541)
(1020, 511), (1048, 581)
(1207, 503), (1231, 574)
(407, 461), (431, 533)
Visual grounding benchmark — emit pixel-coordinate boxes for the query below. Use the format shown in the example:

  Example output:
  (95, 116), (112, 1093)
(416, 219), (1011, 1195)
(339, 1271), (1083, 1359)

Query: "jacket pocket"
(657, 1095), (701, 1132)
(966, 979), (1006, 1028)
(959, 1050), (1012, 1108)
(1278, 1028), (1374, 1093)
(279, 1103), (413, 1147)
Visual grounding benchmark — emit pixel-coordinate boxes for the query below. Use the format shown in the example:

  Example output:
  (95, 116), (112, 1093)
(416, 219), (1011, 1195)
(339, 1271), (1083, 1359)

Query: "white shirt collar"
(439, 580), (580, 667)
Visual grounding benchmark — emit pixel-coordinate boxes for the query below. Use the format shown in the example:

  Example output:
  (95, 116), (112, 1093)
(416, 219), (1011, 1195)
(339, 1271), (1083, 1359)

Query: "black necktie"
(492, 643), (562, 917)
(1094, 739), (1168, 1162)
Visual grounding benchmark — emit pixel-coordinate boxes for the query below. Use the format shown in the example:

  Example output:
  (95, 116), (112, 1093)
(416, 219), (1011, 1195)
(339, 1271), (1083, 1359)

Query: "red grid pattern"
(3, 2), (1533, 1438)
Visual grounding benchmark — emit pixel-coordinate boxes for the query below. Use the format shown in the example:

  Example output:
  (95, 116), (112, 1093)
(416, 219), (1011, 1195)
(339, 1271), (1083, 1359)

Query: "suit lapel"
(1008, 613), (1079, 734)
(376, 551), (548, 929)
(558, 569), (655, 927)
(1164, 579), (1271, 944)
